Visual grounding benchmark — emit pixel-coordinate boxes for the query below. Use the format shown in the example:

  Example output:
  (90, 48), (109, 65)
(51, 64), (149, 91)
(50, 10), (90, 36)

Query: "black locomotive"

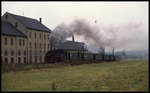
(44, 49), (121, 64)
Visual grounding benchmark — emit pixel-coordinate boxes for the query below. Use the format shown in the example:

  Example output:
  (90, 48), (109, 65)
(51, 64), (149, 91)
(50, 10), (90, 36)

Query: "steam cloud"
(50, 18), (148, 53)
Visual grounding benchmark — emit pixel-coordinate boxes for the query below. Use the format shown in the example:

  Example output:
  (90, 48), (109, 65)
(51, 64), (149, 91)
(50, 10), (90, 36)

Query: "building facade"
(1, 12), (52, 64)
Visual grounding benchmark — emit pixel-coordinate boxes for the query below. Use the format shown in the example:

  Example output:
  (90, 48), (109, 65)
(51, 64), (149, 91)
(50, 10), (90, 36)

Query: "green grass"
(2, 60), (149, 91)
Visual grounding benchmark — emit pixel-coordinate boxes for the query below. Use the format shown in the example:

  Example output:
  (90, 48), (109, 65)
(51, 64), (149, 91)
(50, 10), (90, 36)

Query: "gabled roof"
(54, 40), (87, 51)
(7, 12), (52, 33)
(1, 21), (27, 37)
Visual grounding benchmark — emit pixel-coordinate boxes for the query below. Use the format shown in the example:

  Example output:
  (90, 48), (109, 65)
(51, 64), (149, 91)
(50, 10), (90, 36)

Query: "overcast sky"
(2, 1), (149, 51)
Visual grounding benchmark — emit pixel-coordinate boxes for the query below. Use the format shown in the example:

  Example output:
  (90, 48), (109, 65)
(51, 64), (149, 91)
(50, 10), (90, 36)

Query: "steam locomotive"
(44, 49), (121, 64)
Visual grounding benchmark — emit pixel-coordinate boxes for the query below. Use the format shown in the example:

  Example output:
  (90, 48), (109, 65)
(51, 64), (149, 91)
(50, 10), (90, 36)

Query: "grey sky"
(2, 1), (149, 51)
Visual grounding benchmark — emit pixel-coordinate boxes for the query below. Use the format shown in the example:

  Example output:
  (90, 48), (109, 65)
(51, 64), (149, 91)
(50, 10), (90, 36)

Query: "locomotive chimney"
(72, 34), (75, 42)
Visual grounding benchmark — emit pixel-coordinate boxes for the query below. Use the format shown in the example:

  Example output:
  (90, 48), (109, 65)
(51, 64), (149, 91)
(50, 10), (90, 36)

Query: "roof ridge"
(7, 12), (38, 21)
(5, 12), (51, 32)
(65, 40), (84, 44)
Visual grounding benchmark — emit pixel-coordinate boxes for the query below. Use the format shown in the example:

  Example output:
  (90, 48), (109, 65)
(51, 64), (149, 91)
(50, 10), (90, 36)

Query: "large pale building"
(1, 12), (52, 64)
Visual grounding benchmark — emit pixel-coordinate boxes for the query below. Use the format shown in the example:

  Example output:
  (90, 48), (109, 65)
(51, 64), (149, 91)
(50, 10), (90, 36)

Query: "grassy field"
(2, 60), (149, 92)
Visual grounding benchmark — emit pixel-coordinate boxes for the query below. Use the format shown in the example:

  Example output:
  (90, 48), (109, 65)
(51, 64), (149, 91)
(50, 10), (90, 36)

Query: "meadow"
(2, 60), (149, 92)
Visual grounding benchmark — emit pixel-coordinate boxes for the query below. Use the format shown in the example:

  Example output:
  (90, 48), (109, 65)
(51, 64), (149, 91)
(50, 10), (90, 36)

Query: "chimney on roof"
(39, 17), (42, 23)
(72, 34), (75, 42)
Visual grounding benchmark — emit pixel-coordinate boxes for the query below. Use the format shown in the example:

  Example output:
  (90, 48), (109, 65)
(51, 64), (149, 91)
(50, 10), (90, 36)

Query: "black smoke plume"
(50, 19), (148, 53)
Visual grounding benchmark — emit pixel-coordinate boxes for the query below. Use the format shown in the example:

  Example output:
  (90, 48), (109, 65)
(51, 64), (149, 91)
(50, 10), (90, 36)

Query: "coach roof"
(54, 40), (87, 51)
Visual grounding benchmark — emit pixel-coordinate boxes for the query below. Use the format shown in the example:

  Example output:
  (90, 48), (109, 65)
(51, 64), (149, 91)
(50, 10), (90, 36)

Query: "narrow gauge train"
(44, 49), (121, 64)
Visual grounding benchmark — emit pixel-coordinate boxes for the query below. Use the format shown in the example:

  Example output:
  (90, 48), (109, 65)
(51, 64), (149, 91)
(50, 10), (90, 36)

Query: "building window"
(19, 39), (21, 46)
(30, 42), (31, 48)
(30, 50), (32, 56)
(4, 50), (8, 56)
(35, 32), (36, 39)
(35, 56), (37, 63)
(40, 56), (42, 63)
(44, 44), (46, 48)
(30, 56), (32, 64)
(40, 50), (41, 55)
(24, 51), (26, 56)
(4, 38), (7, 45)
(11, 50), (14, 56)
(23, 40), (25, 46)
(29, 32), (31, 38)
(11, 57), (14, 64)
(44, 34), (46, 39)
(48, 35), (49, 40)
(35, 43), (36, 48)
(35, 50), (37, 55)
(15, 22), (18, 27)
(18, 50), (21, 56)
(11, 38), (13, 45)
(40, 43), (41, 48)
(4, 57), (8, 64)
(24, 57), (26, 64)
(40, 33), (41, 39)
(5, 15), (8, 19)
(18, 57), (21, 64)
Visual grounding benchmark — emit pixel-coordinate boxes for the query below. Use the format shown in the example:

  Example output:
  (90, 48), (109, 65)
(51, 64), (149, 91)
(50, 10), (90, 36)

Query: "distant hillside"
(124, 50), (148, 60)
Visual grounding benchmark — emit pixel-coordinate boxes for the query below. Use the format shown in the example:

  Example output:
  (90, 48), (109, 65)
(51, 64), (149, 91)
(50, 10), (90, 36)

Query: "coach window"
(4, 38), (7, 45)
